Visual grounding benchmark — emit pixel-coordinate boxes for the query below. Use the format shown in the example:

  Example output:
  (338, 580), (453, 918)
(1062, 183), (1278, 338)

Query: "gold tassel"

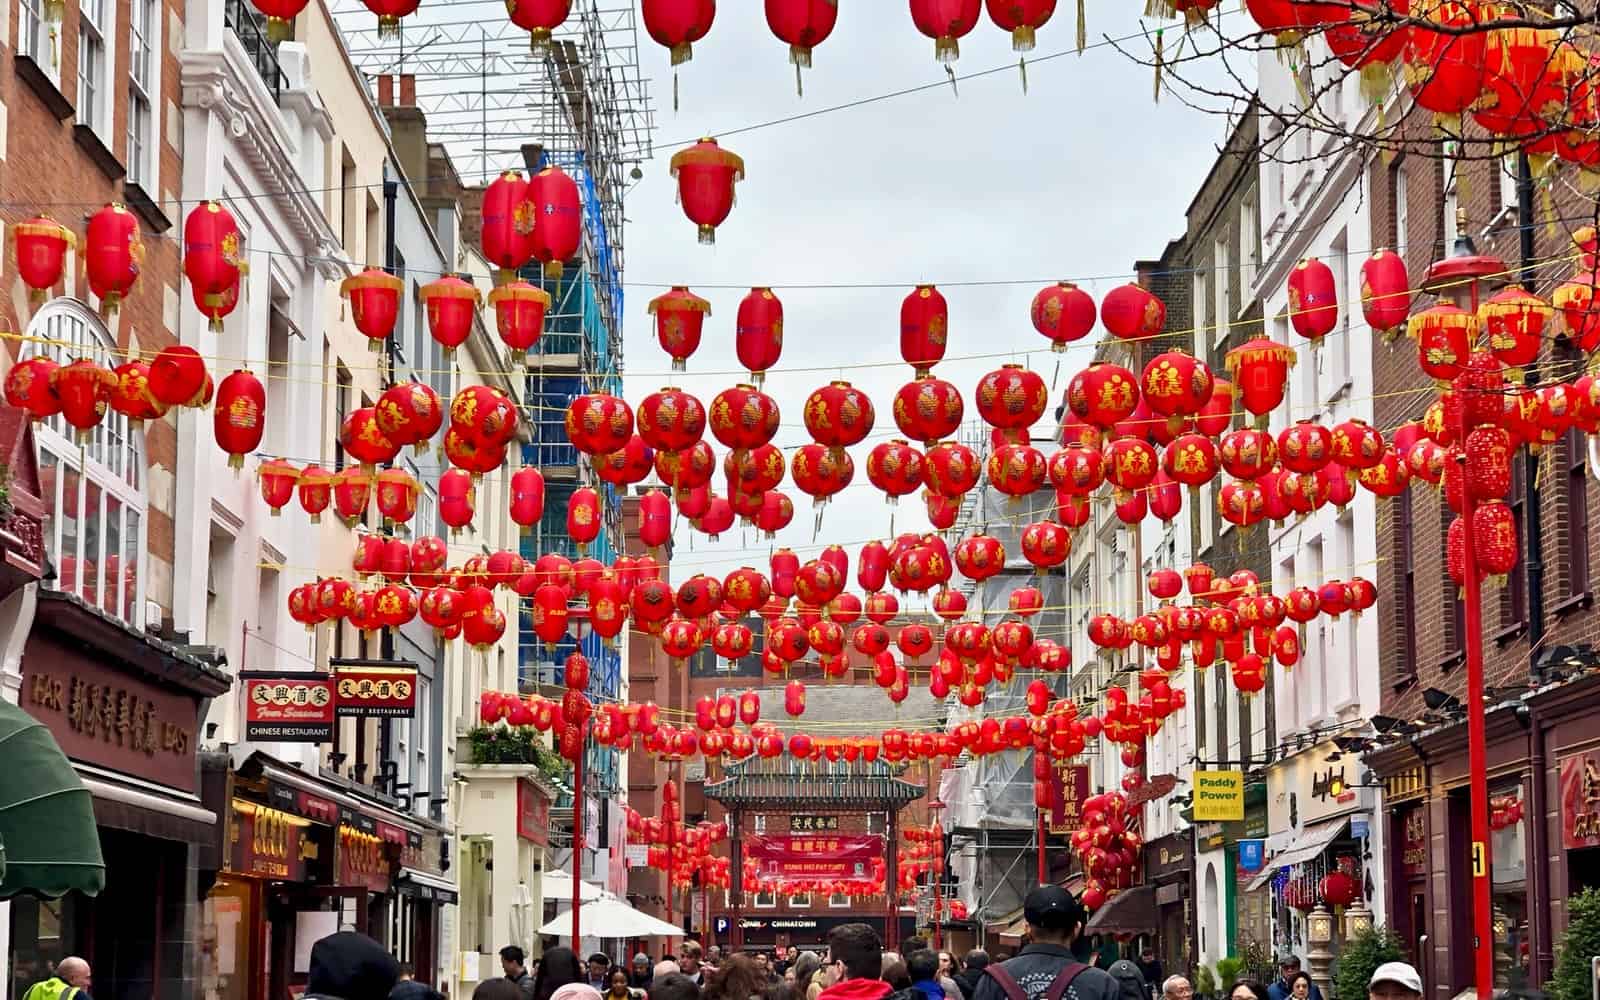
(1077, 0), (1086, 52)
(1153, 29), (1164, 103)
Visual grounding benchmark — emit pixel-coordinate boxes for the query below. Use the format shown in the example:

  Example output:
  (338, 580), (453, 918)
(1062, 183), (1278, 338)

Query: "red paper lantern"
(709, 383), (780, 455)
(1104, 437), (1158, 495)
(85, 204), (144, 316)
(567, 486), (602, 555)
(901, 285), (949, 374)
(1163, 432), (1221, 489)
(1479, 287), (1551, 374)
(148, 345), (208, 408)
(214, 369), (266, 470)
(1225, 337), (1297, 421)
(1020, 521), (1070, 573)
(1361, 249), (1411, 338)
(975, 364), (1049, 432)
(1331, 418), (1385, 470)
(1554, 267), (1600, 352)
(1278, 419), (1334, 473)
(416, 275), (480, 354)
(765, 0), (838, 92)
(485, 281), (548, 355)
(987, 443), (1048, 499)
(892, 375), (965, 444)
(1067, 362), (1139, 431)
(1358, 449), (1411, 498)
(10, 216), (74, 302)
(376, 382), (444, 454)
(866, 440), (926, 502)
(1474, 499), (1519, 576)
(644, 0), (715, 65)
(565, 393), (634, 455)
(5, 357), (61, 420)
(804, 381), (875, 456)
(439, 468), (475, 534)
(910, 0), (981, 61)
(1407, 303), (1474, 381)
(1030, 280), (1094, 350)
(184, 201), (245, 331)
(50, 360), (115, 441)
(340, 268), (404, 351)
(670, 138), (742, 244)
(1141, 350), (1215, 430)
(1404, 0), (1487, 117)
(341, 406), (400, 471)
(648, 286), (711, 371)
(526, 165), (582, 278)
(298, 466), (332, 522)
(1218, 480), (1267, 530)
(256, 459), (299, 515)
(478, 169), (537, 280)
(1287, 258), (1339, 342)
(1099, 283), (1165, 340)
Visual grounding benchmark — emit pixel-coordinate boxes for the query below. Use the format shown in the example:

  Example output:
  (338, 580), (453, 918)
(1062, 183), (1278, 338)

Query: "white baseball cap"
(1369, 962), (1423, 993)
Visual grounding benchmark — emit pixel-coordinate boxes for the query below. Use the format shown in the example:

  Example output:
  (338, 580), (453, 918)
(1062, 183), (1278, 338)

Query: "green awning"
(0, 700), (105, 899)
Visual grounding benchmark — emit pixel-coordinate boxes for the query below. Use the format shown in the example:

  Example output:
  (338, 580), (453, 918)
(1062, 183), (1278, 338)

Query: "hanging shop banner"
(241, 672), (336, 742)
(517, 778), (551, 847)
(747, 834), (883, 880)
(1193, 769), (1246, 821)
(1400, 805), (1427, 877)
(1558, 751), (1600, 849)
(338, 823), (392, 893)
(332, 660), (417, 719)
(230, 799), (311, 880)
(1047, 762), (1092, 834)
(1237, 839), (1265, 878)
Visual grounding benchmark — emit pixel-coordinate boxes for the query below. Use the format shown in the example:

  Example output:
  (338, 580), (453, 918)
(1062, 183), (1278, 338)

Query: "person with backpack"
(969, 887), (1118, 1000)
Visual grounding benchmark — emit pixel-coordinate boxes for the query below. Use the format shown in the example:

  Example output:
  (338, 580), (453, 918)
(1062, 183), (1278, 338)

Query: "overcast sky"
(614, 4), (1237, 596)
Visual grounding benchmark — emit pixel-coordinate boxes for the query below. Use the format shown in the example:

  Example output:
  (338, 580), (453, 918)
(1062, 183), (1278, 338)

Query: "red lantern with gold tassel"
(1474, 499), (1519, 577)
(489, 281), (549, 354)
(866, 439), (925, 503)
(644, 0), (715, 66)
(564, 393), (634, 456)
(765, 0), (837, 94)
(1020, 521), (1071, 574)
(359, 0), (420, 37)
(376, 468), (419, 524)
(1361, 249), (1411, 338)
(332, 469), (372, 525)
(439, 469), (475, 535)
(376, 382), (443, 456)
(1287, 258), (1339, 342)
(341, 407), (401, 471)
(528, 166), (582, 279)
(1478, 286), (1551, 377)
(670, 139), (742, 245)
(1100, 283), (1165, 341)
(184, 201), (246, 331)
(51, 360), (116, 441)
(213, 369), (266, 470)
(1141, 350), (1215, 432)
(1067, 362), (1139, 431)
(975, 364), (1049, 432)
(567, 486), (602, 555)
(910, 0), (982, 62)
(298, 466), (332, 523)
(1225, 337), (1296, 423)
(804, 381), (875, 458)
(479, 170), (537, 278)
(419, 275), (481, 355)
(258, 459), (299, 515)
(11, 216), (74, 303)
(901, 285), (949, 374)
(5, 357), (60, 420)
(1407, 303), (1474, 381)
(736, 287), (784, 385)
(509, 467), (545, 530)
(1031, 281), (1094, 351)
(109, 361), (164, 429)
(148, 346), (209, 408)
(340, 268), (404, 352)
(894, 375), (964, 443)
(85, 204), (143, 317)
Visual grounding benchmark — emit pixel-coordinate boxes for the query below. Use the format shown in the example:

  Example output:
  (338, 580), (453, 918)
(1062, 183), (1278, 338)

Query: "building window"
(1566, 427), (1590, 599)
(29, 302), (147, 629)
(1389, 157), (1409, 252)
(19, 0), (50, 67)
(1239, 192), (1259, 297)
(1502, 453), (1528, 628)
(1212, 237), (1230, 350)
(333, 362), (352, 470)
(127, 0), (157, 187)
(829, 893), (850, 909)
(78, 0), (109, 134)
(1397, 488), (1418, 677)
(752, 814), (766, 834)
(787, 893), (811, 909)
(414, 675), (431, 816)
(753, 891), (776, 909)
(865, 813), (885, 836)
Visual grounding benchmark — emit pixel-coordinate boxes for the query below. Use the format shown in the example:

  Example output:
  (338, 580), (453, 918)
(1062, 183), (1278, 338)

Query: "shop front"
(710, 914), (918, 953)
(7, 590), (229, 1000)
(1143, 834), (1190, 978)
(1255, 742), (1378, 993)
(200, 752), (449, 1000)
(455, 765), (557, 995)
(1367, 672), (1600, 999)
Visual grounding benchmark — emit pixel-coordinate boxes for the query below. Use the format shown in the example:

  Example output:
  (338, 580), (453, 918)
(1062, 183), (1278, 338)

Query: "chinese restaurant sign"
(1193, 769), (1246, 821)
(230, 800), (312, 880)
(517, 778), (551, 847)
(241, 673), (335, 741)
(333, 662), (417, 719)
(1047, 762), (1091, 833)
(790, 815), (842, 833)
(747, 835), (883, 879)
(1559, 752), (1600, 849)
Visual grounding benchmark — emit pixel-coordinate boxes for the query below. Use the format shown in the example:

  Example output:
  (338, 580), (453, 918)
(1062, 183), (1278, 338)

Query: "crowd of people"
(263, 886), (1426, 1000)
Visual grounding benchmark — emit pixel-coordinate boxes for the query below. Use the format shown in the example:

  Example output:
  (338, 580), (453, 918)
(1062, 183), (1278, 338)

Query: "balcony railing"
(224, 0), (283, 101)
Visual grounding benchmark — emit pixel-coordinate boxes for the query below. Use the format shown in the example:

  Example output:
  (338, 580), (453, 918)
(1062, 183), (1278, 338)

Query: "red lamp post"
(1422, 210), (1501, 1000)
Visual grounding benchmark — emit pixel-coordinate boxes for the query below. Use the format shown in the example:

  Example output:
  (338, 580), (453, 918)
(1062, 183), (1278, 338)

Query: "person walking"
(391, 964), (445, 1000)
(953, 953), (989, 1000)
(818, 924), (894, 1000)
(969, 887), (1118, 1000)
(23, 957), (94, 1000)
(304, 932), (401, 1000)
(503, 948), (537, 1000)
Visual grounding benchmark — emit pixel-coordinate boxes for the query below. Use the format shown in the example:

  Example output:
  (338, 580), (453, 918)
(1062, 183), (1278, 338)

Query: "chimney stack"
(399, 74), (416, 106)
(377, 74), (394, 107)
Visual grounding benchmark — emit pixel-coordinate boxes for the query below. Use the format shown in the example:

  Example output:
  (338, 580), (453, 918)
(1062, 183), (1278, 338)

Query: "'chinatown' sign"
(241, 672), (336, 741)
(1559, 752), (1600, 849)
(747, 834), (882, 879)
(1046, 762), (1091, 834)
(332, 660), (417, 719)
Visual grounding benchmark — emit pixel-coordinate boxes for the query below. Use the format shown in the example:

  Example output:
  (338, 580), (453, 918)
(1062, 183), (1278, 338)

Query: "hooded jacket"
(820, 978), (896, 1000)
(969, 943), (1118, 1000)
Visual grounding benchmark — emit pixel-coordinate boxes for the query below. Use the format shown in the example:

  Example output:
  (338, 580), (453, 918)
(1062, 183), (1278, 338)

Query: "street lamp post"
(1422, 212), (1503, 999)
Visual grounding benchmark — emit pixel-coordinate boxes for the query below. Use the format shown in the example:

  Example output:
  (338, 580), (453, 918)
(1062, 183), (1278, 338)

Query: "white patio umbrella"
(538, 896), (683, 939)
(541, 869), (604, 903)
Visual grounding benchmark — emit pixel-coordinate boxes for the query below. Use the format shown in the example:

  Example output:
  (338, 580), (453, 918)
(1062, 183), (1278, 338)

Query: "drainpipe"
(1523, 699), (1552, 983)
(379, 173), (400, 785)
(1517, 152), (1545, 661)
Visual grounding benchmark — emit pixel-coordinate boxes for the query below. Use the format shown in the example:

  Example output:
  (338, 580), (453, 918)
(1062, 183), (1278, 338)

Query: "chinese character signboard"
(332, 661), (417, 718)
(747, 835), (883, 879)
(230, 799), (311, 880)
(1400, 805), (1427, 877)
(790, 815), (842, 833)
(241, 672), (336, 741)
(1193, 769), (1245, 821)
(1559, 752), (1600, 849)
(1047, 762), (1091, 833)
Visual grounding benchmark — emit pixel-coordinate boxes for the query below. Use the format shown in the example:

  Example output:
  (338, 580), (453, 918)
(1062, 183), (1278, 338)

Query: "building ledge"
(1551, 590), (1592, 618)
(16, 54), (74, 120)
(72, 124), (126, 182)
(123, 182), (172, 234)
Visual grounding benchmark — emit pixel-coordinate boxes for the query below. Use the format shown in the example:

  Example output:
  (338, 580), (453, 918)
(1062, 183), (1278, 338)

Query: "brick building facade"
(1365, 107), (1600, 997)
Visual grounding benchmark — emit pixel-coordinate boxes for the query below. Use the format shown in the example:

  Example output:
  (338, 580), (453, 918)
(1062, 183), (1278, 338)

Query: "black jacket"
(390, 981), (444, 1000)
(969, 944), (1119, 1000)
(954, 970), (986, 1000)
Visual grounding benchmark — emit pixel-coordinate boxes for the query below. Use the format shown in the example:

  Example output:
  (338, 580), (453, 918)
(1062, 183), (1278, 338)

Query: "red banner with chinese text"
(747, 835), (883, 879)
(1047, 762), (1091, 834)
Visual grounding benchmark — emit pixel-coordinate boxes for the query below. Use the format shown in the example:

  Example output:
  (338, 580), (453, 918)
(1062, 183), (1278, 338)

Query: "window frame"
(1397, 487), (1418, 680)
(753, 891), (777, 910)
(828, 892), (850, 909)
(786, 892), (811, 909)
(76, 0), (116, 140)
(126, 0), (160, 189)
(1563, 427), (1591, 604)
(29, 300), (149, 630)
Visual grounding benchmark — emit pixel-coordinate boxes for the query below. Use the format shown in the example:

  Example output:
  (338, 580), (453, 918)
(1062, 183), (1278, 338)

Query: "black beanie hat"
(307, 931), (400, 1000)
